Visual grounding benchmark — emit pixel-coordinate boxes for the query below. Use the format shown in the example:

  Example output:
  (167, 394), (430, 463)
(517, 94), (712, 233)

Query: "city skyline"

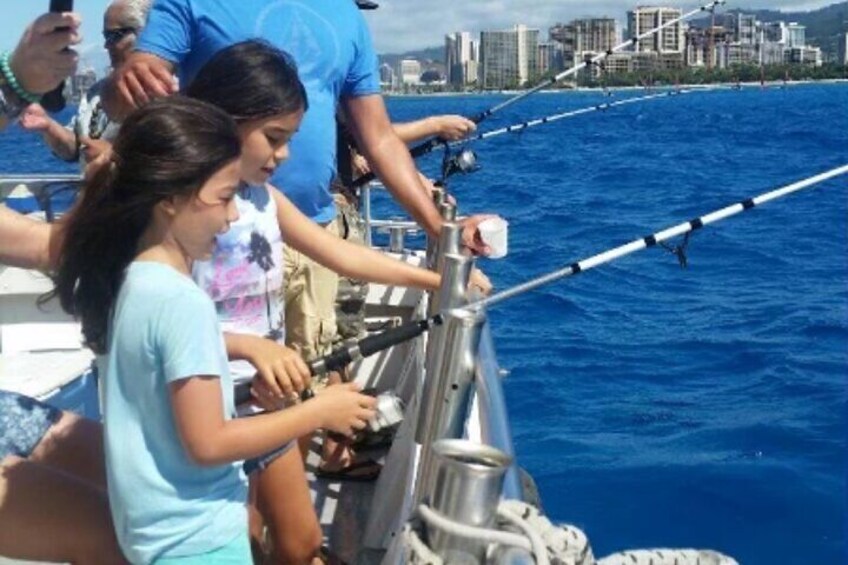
(0, 1), (840, 58)
(366, 0), (837, 54)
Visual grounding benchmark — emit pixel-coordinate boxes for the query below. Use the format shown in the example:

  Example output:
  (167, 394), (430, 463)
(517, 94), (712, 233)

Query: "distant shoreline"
(384, 78), (848, 97)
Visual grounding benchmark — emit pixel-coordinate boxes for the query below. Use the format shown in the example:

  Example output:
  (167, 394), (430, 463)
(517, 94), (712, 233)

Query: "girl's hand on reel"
(314, 383), (377, 438)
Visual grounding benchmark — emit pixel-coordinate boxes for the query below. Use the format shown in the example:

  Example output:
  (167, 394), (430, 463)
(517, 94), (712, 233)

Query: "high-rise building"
(549, 18), (616, 68)
(685, 25), (731, 68)
(68, 67), (98, 104)
(479, 25), (539, 89)
(627, 7), (685, 53)
(445, 31), (477, 87)
(763, 21), (789, 44)
(786, 22), (806, 48)
(733, 14), (757, 45)
(379, 63), (395, 88)
(785, 46), (821, 66)
(398, 59), (422, 86)
(537, 41), (565, 75)
(839, 32), (848, 65)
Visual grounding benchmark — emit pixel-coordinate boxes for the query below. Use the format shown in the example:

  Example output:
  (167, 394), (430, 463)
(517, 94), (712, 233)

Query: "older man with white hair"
(20, 0), (152, 165)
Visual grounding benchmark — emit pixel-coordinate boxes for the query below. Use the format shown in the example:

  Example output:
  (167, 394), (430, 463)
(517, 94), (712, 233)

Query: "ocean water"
(380, 84), (848, 564)
(1, 84), (846, 564)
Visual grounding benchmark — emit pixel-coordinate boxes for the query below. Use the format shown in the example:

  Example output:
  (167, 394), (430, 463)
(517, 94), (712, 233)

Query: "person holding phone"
(0, 10), (81, 128)
(20, 0), (153, 166)
(0, 8), (127, 565)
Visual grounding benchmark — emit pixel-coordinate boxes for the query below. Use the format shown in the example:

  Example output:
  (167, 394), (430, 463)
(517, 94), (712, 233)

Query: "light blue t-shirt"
(100, 262), (248, 564)
(136, 0), (382, 224)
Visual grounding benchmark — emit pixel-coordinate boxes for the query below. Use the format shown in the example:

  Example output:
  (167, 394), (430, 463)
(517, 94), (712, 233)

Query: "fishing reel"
(440, 147), (480, 184)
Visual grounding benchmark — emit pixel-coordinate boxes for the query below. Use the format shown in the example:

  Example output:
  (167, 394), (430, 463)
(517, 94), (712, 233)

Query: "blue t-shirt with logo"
(100, 262), (247, 564)
(136, 0), (382, 224)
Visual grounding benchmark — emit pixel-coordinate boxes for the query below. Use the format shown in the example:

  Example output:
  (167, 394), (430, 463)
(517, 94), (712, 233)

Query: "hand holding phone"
(41, 0), (75, 112)
(50, 0), (74, 15)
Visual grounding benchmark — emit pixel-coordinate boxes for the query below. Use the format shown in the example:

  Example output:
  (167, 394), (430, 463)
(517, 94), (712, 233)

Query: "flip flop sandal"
(351, 426), (397, 452)
(315, 458), (382, 482)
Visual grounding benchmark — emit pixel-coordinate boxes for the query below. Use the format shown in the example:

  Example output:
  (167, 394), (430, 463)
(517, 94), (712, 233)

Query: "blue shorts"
(0, 390), (62, 460)
(242, 437), (295, 475)
(155, 534), (251, 564)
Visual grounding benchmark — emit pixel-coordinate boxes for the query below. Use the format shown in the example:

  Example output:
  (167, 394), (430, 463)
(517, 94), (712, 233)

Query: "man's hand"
(19, 104), (52, 132)
(459, 214), (499, 256)
(79, 136), (112, 164)
(469, 267), (493, 295)
(430, 115), (476, 141)
(10, 13), (81, 95)
(351, 153), (371, 177)
(112, 52), (178, 113)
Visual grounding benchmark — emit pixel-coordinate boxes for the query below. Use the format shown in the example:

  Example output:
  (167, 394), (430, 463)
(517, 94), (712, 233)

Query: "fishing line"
(449, 86), (734, 147)
(475, 0), (726, 123)
(350, 0), (728, 188)
(300, 162), (848, 379)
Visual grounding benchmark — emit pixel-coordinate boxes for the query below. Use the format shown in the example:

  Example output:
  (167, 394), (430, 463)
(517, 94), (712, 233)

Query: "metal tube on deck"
(388, 225), (405, 253)
(426, 439), (512, 563)
(415, 306), (486, 506)
(427, 223), (463, 317)
(418, 254), (474, 444)
(361, 183), (372, 247)
(426, 187), (450, 268)
(439, 201), (457, 222)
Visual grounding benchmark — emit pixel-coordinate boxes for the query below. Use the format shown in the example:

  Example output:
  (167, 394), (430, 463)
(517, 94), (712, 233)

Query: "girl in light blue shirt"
(51, 97), (377, 564)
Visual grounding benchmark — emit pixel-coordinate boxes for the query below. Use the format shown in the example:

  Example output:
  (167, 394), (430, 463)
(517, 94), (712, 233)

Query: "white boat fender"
(402, 499), (738, 565)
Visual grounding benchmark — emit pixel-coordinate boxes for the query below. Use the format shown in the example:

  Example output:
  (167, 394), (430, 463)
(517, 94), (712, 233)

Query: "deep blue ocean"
(1, 84), (846, 564)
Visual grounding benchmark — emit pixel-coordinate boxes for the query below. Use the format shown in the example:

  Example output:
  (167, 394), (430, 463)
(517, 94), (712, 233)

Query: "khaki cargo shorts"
(283, 217), (341, 362)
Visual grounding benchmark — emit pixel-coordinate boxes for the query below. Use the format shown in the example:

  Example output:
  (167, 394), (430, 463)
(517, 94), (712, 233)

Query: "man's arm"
(344, 94), (444, 238)
(19, 104), (78, 161)
(344, 95), (490, 254)
(0, 205), (62, 271)
(392, 115), (476, 145)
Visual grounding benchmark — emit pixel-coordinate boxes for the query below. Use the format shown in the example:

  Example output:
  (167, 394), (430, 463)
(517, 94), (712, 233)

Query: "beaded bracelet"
(0, 51), (41, 105)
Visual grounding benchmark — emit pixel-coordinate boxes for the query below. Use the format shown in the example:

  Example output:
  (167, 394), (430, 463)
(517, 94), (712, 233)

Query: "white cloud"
(362, 0), (838, 53)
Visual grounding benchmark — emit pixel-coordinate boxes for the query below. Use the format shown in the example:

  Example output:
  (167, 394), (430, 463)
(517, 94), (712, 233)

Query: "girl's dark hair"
(186, 40), (308, 122)
(49, 96), (241, 353)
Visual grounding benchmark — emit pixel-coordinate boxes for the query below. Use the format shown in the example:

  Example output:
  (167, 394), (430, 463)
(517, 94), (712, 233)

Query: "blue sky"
(0, 1), (835, 60)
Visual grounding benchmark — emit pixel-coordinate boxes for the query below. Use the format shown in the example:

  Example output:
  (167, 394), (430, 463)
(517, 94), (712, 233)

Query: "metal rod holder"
(426, 439), (512, 563)
(389, 225), (406, 253)
(426, 187), (451, 267)
(414, 305), (486, 506)
(361, 183), (372, 248)
(427, 224), (464, 316)
(418, 253), (474, 451)
(439, 201), (457, 222)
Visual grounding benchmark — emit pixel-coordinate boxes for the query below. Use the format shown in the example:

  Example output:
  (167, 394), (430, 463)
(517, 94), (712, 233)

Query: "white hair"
(115, 0), (153, 29)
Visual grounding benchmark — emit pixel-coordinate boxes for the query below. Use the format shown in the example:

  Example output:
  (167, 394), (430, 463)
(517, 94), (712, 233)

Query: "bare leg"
(29, 411), (106, 488)
(256, 447), (323, 564)
(0, 455), (125, 564)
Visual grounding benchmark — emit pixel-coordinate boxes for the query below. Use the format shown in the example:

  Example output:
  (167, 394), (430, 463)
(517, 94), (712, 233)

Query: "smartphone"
(50, 0), (74, 13)
(41, 0), (74, 112)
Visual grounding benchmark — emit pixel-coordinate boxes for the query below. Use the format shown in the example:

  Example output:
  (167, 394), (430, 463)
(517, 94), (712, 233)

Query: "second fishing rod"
(280, 162), (848, 395)
(351, 0), (728, 188)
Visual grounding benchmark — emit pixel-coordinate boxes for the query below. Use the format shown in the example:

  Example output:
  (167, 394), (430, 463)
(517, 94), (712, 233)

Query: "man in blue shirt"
(102, 0), (490, 361)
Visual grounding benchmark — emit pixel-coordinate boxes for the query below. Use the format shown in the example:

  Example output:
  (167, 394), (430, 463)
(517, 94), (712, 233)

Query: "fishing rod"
(475, 0), (726, 122)
(350, 0), (727, 188)
(449, 86), (733, 147)
(234, 316), (443, 404)
(281, 162), (847, 385)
